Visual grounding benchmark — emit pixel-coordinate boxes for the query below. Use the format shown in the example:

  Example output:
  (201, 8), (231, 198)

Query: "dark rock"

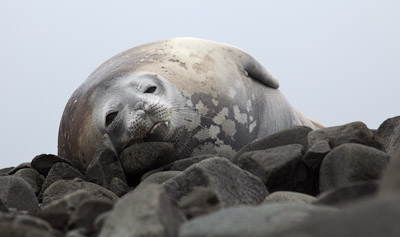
(99, 184), (185, 237)
(85, 134), (127, 189)
(303, 139), (331, 170)
(0, 167), (14, 176)
(263, 191), (316, 205)
(69, 199), (113, 234)
(380, 148), (400, 194)
(233, 126), (312, 160)
(141, 154), (215, 181)
(178, 187), (221, 219)
(42, 179), (119, 206)
(0, 222), (57, 237)
(233, 144), (313, 194)
(6, 162), (31, 175)
(163, 157), (268, 206)
(119, 142), (176, 185)
(65, 228), (87, 237)
(0, 176), (39, 213)
(41, 162), (85, 196)
(0, 198), (7, 212)
(375, 116), (400, 155)
(10, 213), (54, 233)
(141, 171), (182, 185)
(179, 203), (337, 237)
(308, 121), (381, 151)
(272, 194), (400, 237)
(108, 177), (130, 197)
(314, 181), (378, 207)
(13, 168), (44, 195)
(319, 144), (390, 193)
(31, 154), (74, 176)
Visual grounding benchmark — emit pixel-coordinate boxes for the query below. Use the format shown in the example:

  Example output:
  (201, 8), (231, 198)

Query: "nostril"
(105, 111), (118, 127)
(144, 86), (157, 94)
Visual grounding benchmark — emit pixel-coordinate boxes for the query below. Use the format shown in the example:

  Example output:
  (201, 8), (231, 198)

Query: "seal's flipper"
(241, 53), (279, 89)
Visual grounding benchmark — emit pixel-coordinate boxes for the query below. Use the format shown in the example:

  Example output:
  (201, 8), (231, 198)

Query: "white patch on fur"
(233, 106), (248, 124)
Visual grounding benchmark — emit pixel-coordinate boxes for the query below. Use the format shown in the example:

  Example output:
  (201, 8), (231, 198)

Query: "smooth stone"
(163, 157), (268, 206)
(233, 126), (312, 160)
(179, 203), (337, 237)
(0, 176), (39, 213)
(303, 139), (331, 170)
(319, 144), (390, 193)
(6, 162), (31, 175)
(314, 181), (378, 207)
(42, 179), (118, 206)
(178, 187), (221, 219)
(0, 222), (56, 237)
(141, 171), (182, 185)
(99, 184), (185, 237)
(85, 134), (127, 189)
(264, 191), (316, 205)
(375, 116), (400, 155)
(31, 154), (74, 176)
(108, 177), (130, 197)
(13, 168), (44, 195)
(380, 148), (400, 194)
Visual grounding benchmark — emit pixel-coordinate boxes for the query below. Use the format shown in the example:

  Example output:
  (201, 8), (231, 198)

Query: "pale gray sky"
(1, 1), (399, 167)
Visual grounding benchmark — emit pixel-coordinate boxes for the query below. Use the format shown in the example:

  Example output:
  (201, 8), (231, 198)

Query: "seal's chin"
(122, 120), (171, 151)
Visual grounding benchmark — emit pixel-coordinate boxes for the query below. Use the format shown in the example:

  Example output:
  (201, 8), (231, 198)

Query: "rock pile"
(1, 116), (400, 237)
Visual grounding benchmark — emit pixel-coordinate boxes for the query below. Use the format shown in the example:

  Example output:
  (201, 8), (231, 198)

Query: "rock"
(319, 144), (390, 193)
(141, 171), (182, 185)
(179, 203), (337, 237)
(303, 139), (331, 170)
(42, 179), (118, 206)
(69, 199), (113, 234)
(0, 167), (14, 176)
(0, 176), (39, 213)
(108, 177), (130, 197)
(263, 191), (316, 205)
(13, 168), (44, 195)
(163, 157), (268, 206)
(375, 116), (400, 155)
(233, 126), (312, 160)
(308, 121), (381, 151)
(65, 228), (87, 237)
(380, 148), (400, 194)
(0, 222), (56, 237)
(31, 154), (74, 176)
(314, 181), (378, 207)
(141, 154), (215, 181)
(233, 144), (314, 194)
(11, 213), (54, 233)
(99, 184), (185, 237)
(85, 134), (127, 189)
(178, 187), (221, 219)
(6, 162), (31, 175)
(40, 162), (84, 196)
(272, 194), (400, 237)
(119, 142), (176, 185)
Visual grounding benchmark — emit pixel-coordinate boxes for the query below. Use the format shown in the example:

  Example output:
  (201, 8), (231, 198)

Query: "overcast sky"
(1, 1), (399, 168)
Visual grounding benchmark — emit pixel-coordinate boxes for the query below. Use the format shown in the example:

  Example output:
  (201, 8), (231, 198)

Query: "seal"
(58, 38), (322, 167)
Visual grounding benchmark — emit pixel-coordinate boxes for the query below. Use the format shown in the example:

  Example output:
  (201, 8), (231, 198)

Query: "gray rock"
(380, 148), (400, 194)
(31, 154), (74, 176)
(179, 203), (337, 237)
(13, 168), (44, 195)
(319, 144), (390, 193)
(66, 228), (87, 237)
(141, 171), (182, 185)
(0, 222), (56, 237)
(42, 179), (118, 206)
(375, 116), (400, 155)
(233, 144), (313, 194)
(41, 162), (84, 196)
(315, 181), (378, 207)
(233, 126), (312, 160)
(6, 162), (31, 175)
(0, 176), (39, 213)
(272, 194), (400, 237)
(108, 177), (130, 197)
(69, 199), (113, 234)
(178, 187), (221, 219)
(99, 184), (185, 237)
(308, 121), (381, 151)
(0, 167), (14, 176)
(264, 191), (316, 205)
(303, 139), (331, 170)
(119, 142), (176, 184)
(163, 157), (268, 206)
(85, 134), (127, 189)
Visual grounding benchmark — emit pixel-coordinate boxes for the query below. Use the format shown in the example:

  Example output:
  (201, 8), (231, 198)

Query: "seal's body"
(58, 38), (321, 167)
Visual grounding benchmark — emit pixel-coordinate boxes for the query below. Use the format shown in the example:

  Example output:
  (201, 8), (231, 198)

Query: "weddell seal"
(58, 38), (322, 167)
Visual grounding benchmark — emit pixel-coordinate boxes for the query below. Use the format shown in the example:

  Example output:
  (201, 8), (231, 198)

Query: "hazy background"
(1, 1), (399, 168)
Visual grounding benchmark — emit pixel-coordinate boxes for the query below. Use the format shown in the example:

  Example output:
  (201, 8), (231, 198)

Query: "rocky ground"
(1, 116), (400, 237)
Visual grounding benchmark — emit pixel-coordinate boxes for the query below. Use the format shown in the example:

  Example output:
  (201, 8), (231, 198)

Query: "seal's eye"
(105, 111), (118, 127)
(144, 86), (157, 94)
